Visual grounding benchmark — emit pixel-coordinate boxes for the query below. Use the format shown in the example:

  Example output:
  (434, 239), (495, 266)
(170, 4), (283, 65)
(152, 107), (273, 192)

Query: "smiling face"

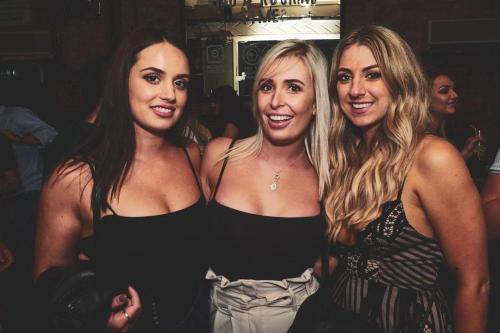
(256, 56), (315, 146)
(430, 75), (459, 116)
(128, 41), (190, 136)
(336, 44), (392, 138)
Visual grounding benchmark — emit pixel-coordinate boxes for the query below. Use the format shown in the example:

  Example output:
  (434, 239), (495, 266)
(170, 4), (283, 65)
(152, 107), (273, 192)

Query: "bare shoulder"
(45, 161), (92, 194)
(203, 137), (234, 167)
(414, 135), (466, 177)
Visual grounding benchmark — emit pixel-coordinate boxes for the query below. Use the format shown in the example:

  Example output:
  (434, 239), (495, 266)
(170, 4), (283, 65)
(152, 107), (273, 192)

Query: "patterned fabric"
(330, 199), (453, 333)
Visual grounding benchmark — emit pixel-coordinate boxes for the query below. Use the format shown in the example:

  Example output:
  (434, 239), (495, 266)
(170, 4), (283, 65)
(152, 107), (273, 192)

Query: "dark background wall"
(1, 0), (498, 155)
(344, 0), (500, 148)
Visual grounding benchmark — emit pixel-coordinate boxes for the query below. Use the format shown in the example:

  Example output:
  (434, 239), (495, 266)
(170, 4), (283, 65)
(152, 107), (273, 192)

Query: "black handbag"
(287, 242), (383, 333)
(36, 262), (117, 333)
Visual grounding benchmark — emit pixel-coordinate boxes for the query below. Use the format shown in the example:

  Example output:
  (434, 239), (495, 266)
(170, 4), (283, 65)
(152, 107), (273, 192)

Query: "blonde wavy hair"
(222, 40), (331, 197)
(325, 25), (430, 241)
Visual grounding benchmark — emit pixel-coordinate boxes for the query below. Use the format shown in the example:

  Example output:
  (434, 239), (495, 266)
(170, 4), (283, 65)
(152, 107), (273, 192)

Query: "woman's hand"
(106, 286), (142, 333)
(461, 135), (485, 160)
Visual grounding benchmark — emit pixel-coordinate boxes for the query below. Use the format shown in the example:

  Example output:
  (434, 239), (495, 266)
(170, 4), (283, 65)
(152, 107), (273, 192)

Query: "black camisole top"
(207, 141), (325, 281)
(87, 148), (207, 332)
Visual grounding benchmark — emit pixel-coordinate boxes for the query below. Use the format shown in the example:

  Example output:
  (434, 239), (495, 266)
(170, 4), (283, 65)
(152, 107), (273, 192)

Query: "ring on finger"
(123, 310), (130, 321)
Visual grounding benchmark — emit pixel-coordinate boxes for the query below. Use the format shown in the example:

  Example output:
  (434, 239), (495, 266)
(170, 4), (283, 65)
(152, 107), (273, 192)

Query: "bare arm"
(35, 165), (142, 332)
(415, 138), (489, 333)
(0, 169), (20, 196)
(34, 165), (90, 279)
(482, 173), (500, 239)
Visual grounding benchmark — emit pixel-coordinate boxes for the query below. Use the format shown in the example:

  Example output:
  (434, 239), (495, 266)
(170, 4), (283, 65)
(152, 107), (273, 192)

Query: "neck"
(260, 138), (306, 165)
(134, 124), (169, 159)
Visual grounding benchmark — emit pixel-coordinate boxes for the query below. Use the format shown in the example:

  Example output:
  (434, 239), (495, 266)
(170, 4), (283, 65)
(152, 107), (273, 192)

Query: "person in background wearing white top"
(483, 148), (500, 239)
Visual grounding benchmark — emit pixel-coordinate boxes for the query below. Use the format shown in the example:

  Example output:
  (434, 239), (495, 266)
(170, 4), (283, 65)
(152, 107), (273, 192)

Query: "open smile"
(151, 105), (175, 118)
(266, 113), (293, 129)
(349, 101), (374, 114)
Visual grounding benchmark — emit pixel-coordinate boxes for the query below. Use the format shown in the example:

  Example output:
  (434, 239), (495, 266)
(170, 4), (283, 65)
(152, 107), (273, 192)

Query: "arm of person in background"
(35, 164), (141, 332)
(482, 149), (500, 239)
(2, 107), (57, 147)
(482, 173), (500, 239)
(0, 169), (20, 196)
(415, 137), (489, 333)
(0, 132), (20, 196)
(0, 240), (14, 272)
(223, 122), (239, 140)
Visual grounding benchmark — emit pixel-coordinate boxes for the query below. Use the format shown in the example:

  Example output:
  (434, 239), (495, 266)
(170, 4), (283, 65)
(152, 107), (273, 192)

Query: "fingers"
(107, 286), (142, 333)
(110, 294), (126, 310)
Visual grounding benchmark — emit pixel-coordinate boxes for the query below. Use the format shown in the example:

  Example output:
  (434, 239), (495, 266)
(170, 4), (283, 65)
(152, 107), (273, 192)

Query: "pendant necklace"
(264, 152), (304, 192)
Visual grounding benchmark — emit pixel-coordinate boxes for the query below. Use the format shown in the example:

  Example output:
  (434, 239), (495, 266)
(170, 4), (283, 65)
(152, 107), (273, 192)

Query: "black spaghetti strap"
(182, 146), (203, 193)
(211, 140), (236, 201)
(88, 162), (117, 222)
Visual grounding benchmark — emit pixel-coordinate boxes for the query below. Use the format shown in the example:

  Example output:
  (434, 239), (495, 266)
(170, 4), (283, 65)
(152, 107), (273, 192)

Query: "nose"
(270, 88), (285, 109)
(348, 76), (366, 98)
(160, 82), (176, 102)
(451, 89), (459, 101)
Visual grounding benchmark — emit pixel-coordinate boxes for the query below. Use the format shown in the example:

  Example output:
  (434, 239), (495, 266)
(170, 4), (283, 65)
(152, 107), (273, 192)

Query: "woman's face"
(430, 75), (458, 116)
(336, 44), (392, 135)
(256, 56), (315, 145)
(128, 41), (190, 136)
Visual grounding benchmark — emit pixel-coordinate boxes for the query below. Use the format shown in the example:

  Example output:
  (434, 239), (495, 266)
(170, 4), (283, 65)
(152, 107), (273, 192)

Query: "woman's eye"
(366, 71), (382, 80)
(259, 82), (273, 92)
(288, 83), (301, 93)
(337, 73), (351, 82)
(438, 87), (450, 94)
(144, 74), (160, 84)
(174, 79), (188, 89)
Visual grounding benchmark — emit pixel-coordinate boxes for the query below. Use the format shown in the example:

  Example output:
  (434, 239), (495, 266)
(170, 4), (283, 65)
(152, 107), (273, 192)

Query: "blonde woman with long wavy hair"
(200, 40), (330, 333)
(325, 25), (489, 333)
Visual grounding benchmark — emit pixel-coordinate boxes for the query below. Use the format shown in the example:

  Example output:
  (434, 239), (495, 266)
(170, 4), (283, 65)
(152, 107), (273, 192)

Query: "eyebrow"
(140, 67), (165, 74)
(140, 67), (190, 79)
(258, 78), (305, 85)
(284, 78), (305, 85)
(338, 64), (379, 72)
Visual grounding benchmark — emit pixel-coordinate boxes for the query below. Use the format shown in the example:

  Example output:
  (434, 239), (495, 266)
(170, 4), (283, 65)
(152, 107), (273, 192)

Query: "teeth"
(153, 106), (173, 113)
(352, 103), (372, 109)
(269, 114), (292, 121)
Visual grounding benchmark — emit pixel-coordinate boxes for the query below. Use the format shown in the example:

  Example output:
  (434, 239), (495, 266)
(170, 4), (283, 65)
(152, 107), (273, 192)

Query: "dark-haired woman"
(35, 28), (208, 332)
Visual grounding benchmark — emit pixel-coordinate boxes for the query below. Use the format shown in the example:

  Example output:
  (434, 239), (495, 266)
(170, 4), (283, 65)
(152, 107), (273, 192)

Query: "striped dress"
(330, 197), (453, 333)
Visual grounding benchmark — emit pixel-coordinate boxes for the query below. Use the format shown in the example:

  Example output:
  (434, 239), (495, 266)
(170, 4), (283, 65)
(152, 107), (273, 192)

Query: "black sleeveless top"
(87, 148), (207, 332)
(207, 141), (325, 281)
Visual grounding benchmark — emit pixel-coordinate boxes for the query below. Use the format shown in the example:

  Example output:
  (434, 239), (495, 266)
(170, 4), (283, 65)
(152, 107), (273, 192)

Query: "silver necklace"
(264, 152), (304, 192)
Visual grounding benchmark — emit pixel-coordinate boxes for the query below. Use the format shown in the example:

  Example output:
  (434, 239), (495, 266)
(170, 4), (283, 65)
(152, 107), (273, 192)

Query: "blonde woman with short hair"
(200, 40), (330, 333)
(325, 25), (489, 333)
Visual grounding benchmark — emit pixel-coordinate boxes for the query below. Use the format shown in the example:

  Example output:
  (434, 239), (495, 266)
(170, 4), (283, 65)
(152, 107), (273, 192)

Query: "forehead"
(133, 41), (189, 73)
(433, 75), (454, 87)
(338, 44), (376, 68)
(262, 56), (312, 82)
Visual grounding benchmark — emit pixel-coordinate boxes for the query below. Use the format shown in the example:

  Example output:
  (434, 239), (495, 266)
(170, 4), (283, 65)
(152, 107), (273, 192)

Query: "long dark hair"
(56, 27), (190, 210)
